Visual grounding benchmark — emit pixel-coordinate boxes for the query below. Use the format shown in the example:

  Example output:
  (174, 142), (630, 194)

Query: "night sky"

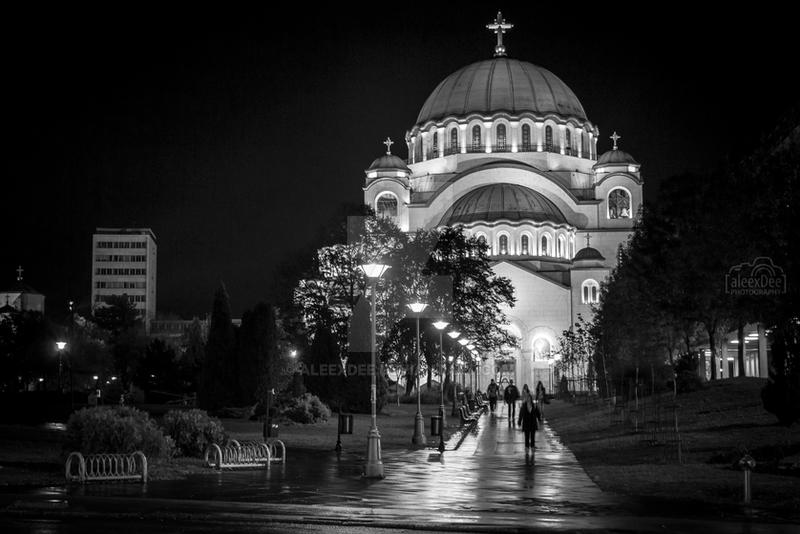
(5, 5), (797, 318)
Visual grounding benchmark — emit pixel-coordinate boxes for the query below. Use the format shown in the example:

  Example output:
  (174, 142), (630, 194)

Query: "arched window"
(450, 128), (459, 153)
(496, 124), (507, 151)
(582, 133), (589, 158)
(521, 234), (530, 255)
(471, 125), (482, 152)
(375, 193), (398, 218)
(608, 188), (632, 219)
(582, 279), (600, 304)
(565, 130), (572, 155)
(431, 131), (438, 157)
(533, 338), (551, 361)
(521, 124), (531, 151)
(545, 126), (554, 152)
(499, 234), (508, 255)
(557, 236), (565, 257)
(414, 139), (422, 163)
(476, 234), (487, 246)
(541, 235), (549, 256)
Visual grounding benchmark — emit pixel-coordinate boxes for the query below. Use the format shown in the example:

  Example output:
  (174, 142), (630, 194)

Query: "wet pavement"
(1, 406), (797, 532)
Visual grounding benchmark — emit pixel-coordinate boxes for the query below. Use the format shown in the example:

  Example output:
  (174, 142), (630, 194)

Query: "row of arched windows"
(412, 120), (596, 162)
(475, 231), (574, 258)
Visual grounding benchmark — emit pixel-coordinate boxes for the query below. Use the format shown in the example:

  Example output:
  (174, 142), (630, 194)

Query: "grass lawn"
(223, 402), (457, 451)
(0, 402), (459, 485)
(544, 377), (800, 513)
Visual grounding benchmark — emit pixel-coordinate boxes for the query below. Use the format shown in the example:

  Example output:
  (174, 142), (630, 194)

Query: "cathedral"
(362, 13), (641, 392)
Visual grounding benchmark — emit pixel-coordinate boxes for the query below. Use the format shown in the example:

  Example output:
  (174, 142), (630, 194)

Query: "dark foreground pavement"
(1, 406), (797, 533)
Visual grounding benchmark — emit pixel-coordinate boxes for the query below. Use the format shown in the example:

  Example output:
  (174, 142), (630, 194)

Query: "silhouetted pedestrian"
(487, 379), (499, 411)
(518, 389), (540, 449)
(504, 380), (519, 424)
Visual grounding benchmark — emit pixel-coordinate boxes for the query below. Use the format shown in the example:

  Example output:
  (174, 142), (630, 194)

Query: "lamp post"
(407, 301), (428, 446)
(458, 338), (469, 407)
(447, 331), (460, 416)
(55, 341), (67, 393)
(360, 262), (390, 478)
(432, 320), (449, 453)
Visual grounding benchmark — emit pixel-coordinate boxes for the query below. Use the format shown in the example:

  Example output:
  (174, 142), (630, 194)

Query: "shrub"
(65, 406), (174, 458)
(280, 393), (331, 424)
(161, 409), (228, 457)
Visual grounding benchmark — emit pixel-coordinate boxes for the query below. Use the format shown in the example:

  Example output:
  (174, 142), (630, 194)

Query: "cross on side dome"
(486, 11), (513, 57)
(383, 137), (394, 155)
(16, 265), (23, 281)
(610, 131), (621, 150)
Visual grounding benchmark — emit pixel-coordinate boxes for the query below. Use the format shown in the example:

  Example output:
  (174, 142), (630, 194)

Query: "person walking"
(535, 380), (548, 421)
(504, 379), (520, 425)
(518, 388), (540, 449)
(487, 379), (499, 411)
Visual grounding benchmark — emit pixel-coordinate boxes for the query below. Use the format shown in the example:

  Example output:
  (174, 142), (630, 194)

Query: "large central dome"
(440, 184), (567, 226)
(416, 58), (587, 126)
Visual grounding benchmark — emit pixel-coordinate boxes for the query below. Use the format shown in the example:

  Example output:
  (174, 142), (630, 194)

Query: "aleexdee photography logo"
(725, 257), (787, 296)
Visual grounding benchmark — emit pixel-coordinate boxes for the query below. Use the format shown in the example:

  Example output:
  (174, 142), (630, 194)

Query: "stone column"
(758, 323), (768, 378)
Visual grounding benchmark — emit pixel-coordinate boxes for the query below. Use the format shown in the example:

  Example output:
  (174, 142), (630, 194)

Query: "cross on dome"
(584, 232), (591, 247)
(610, 131), (621, 150)
(383, 137), (394, 155)
(16, 265), (24, 281)
(486, 11), (513, 57)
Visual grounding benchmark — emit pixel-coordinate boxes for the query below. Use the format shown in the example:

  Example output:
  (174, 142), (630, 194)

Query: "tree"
(238, 302), (293, 409)
(198, 282), (238, 411)
(177, 318), (205, 394)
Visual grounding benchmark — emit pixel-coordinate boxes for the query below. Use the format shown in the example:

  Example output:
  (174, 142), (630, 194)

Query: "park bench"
(458, 405), (479, 425)
(65, 451), (148, 484)
(204, 439), (286, 469)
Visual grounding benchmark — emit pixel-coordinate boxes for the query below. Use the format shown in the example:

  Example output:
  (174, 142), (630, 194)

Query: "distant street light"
(448, 331), (460, 416)
(407, 301), (428, 446)
(55, 341), (67, 392)
(432, 320), (449, 453)
(360, 262), (390, 478)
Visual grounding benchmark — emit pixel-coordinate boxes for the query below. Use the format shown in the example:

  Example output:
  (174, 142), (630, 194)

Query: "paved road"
(1, 406), (796, 532)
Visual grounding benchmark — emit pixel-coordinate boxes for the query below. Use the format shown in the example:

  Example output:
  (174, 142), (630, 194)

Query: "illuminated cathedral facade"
(362, 13), (642, 392)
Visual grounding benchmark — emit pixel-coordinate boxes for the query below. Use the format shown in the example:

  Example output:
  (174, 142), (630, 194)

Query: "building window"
(471, 125), (481, 152)
(415, 139), (422, 162)
(496, 124), (507, 151)
(521, 235), (529, 255)
(541, 235), (549, 256)
(499, 234), (508, 255)
(582, 133), (589, 158)
(533, 338), (551, 361)
(608, 188), (632, 219)
(432, 131), (438, 157)
(376, 193), (398, 218)
(565, 130), (572, 155)
(557, 236), (565, 257)
(521, 124), (531, 151)
(582, 279), (600, 304)
(545, 126), (554, 152)
(450, 128), (459, 153)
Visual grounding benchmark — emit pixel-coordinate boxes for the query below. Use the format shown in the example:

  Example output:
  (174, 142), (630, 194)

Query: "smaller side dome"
(367, 154), (411, 173)
(594, 149), (638, 168)
(573, 246), (605, 262)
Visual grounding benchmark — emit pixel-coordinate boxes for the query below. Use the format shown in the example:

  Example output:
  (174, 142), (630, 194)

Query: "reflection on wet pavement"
(64, 407), (622, 521)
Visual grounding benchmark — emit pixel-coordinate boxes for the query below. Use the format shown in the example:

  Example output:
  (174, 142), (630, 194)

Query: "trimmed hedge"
(65, 406), (175, 458)
(280, 393), (331, 424)
(161, 409), (228, 457)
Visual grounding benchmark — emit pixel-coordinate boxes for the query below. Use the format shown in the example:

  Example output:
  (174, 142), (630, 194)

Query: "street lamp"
(432, 320), (449, 453)
(55, 341), (67, 392)
(360, 262), (390, 478)
(458, 339), (470, 402)
(447, 331), (460, 416)
(407, 301), (428, 446)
